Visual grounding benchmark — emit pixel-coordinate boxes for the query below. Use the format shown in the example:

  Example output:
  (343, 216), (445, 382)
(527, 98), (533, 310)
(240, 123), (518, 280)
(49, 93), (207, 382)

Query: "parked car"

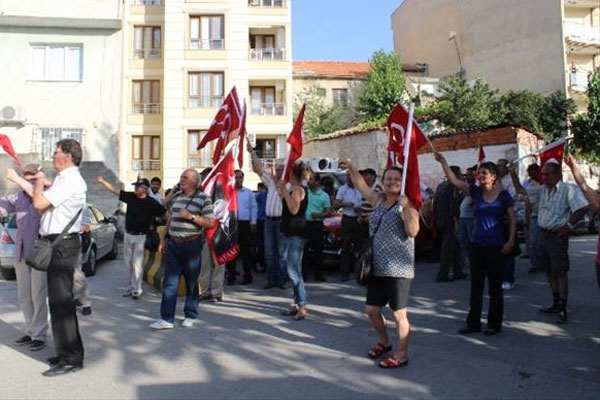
(81, 204), (119, 277)
(0, 214), (17, 280)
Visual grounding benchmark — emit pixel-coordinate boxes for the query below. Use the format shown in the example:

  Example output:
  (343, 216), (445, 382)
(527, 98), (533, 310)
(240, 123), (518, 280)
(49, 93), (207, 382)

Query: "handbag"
(355, 201), (398, 286)
(25, 208), (83, 272)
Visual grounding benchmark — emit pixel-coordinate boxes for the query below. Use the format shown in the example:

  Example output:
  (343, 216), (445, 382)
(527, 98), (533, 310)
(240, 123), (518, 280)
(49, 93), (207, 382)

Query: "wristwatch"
(189, 215), (195, 222)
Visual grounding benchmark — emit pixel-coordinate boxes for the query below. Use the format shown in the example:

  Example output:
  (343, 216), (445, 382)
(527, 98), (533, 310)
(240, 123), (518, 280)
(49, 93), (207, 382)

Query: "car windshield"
(7, 215), (16, 229)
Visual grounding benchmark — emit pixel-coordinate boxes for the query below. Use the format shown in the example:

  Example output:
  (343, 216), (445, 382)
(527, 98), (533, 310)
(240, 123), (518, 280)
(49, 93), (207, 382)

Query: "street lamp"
(448, 31), (465, 78)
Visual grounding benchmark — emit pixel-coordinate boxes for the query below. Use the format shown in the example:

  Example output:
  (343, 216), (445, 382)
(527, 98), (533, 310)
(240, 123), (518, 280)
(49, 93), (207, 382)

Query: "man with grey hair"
(151, 168), (215, 329)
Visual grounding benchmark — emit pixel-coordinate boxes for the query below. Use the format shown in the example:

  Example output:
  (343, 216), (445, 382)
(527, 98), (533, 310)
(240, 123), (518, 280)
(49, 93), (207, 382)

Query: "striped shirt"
(261, 171), (283, 217)
(536, 182), (587, 231)
(169, 191), (214, 238)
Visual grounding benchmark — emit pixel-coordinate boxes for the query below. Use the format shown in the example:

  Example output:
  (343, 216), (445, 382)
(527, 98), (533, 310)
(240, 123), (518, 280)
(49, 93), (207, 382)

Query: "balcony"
(133, 48), (162, 59)
(251, 103), (286, 116)
(132, 103), (160, 114)
(132, 160), (161, 171)
(188, 96), (224, 108)
(188, 156), (212, 169)
(565, 21), (600, 53)
(189, 39), (224, 50)
(249, 47), (285, 61)
(249, 0), (286, 7)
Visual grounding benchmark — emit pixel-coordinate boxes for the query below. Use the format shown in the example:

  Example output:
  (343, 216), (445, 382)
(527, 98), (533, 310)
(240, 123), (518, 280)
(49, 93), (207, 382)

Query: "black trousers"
(437, 228), (462, 280)
(467, 243), (505, 330)
(47, 236), (84, 366)
(302, 221), (325, 279)
(227, 221), (253, 283)
(256, 219), (265, 268)
(340, 216), (362, 275)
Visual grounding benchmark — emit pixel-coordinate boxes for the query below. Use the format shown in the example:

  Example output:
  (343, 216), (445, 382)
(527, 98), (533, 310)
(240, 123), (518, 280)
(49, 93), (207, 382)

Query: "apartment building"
(391, 0), (600, 111)
(0, 0), (123, 174)
(122, 0), (293, 188)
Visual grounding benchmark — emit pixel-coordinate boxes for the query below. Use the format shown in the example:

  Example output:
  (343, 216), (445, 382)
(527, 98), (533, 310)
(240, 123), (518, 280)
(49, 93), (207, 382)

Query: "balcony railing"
(132, 103), (160, 114)
(188, 156), (212, 169)
(189, 39), (224, 50)
(565, 21), (600, 43)
(188, 96), (224, 108)
(249, 0), (285, 7)
(133, 0), (162, 5)
(133, 48), (162, 59)
(251, 103), (286, 116)
(249, 47), (285, 61)
(569, 71), (590, 90)
(259, 158), (278, 169)
(132, 160), (161, 171)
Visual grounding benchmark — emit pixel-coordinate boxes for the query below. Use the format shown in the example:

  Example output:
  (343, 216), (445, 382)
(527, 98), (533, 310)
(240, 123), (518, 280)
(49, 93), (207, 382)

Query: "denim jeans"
(160, 237), (203, 323)
(458, 218), (474, 272)
(528, 216), (540, 269)
(278, 233), (307, 306)
(264, 218), (284, 284)
(503, 255), (516, 284)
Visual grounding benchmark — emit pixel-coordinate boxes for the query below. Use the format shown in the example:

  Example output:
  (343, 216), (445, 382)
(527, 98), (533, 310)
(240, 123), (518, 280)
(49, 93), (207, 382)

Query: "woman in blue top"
(435, 152), (516, 336)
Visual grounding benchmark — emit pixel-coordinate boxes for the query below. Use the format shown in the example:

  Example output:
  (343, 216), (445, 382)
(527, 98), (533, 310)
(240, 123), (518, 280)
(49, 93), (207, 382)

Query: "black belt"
(540, 227), (560, 234)
(342, 215), (358, 218)
(41, 233), (80, 241)
(266, 216), (281, 220)
(127, 231), (148, 235)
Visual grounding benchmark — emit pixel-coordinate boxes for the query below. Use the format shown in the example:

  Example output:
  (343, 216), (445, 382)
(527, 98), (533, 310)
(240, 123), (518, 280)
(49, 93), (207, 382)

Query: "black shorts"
(366, 277), (412, 311)
(538, 229), (569, 275)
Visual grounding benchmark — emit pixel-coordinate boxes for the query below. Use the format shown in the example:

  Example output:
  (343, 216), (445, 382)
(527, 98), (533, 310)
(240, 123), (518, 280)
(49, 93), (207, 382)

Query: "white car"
(0, 215), (17, 280)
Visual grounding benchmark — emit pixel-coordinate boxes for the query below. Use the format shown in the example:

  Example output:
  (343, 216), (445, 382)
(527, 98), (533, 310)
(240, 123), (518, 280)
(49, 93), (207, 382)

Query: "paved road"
(0, 236), (599, 399)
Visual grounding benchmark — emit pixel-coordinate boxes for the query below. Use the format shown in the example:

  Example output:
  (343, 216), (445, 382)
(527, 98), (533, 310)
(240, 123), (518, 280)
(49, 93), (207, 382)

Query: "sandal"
(281, 307), (298, 316)
(367, 343), (392, 358)
(378, 355), (409, 369)
(293, 311), (307, 321)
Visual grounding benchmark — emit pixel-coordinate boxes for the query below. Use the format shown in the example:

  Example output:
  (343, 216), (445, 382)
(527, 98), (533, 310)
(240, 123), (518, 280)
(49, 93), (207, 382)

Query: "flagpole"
(401, 104), (414, 197)
(511, 136), (573, 165)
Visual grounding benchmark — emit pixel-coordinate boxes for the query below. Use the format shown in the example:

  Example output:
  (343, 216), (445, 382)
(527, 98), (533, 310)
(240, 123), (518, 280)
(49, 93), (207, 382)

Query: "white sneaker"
(149, 319), (174, 330)
(182, 318), (195, 328)
(502, 282), (514, 290)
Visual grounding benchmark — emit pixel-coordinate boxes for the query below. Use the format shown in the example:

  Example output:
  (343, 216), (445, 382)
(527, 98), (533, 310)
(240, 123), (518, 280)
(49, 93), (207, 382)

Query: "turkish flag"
(196, 87), (242, 165)
(386, 104), (428, 210)
(282, 104), (305, 183)
(201, 149), (239, 264)
(236, 101), (247, 168)
(538, 138), (567, 180)
(0, 134), (23, 172)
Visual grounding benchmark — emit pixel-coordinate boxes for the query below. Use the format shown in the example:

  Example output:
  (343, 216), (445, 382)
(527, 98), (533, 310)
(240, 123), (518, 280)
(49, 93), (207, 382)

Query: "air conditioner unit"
(308, 157), (339, 172)
(0, 106), (26, 124)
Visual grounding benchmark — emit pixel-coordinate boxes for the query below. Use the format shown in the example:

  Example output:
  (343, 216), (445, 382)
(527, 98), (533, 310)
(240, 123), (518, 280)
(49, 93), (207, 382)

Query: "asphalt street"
(0, 236), (599, 400)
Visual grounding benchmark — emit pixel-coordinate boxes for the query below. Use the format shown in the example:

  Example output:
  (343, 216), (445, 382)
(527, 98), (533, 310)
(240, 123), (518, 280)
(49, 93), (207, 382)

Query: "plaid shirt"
(536, 182), (587, 231)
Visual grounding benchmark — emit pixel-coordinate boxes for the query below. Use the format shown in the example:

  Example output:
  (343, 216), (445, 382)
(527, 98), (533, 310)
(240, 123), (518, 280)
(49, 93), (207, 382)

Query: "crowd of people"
(1, 137), (599, 376)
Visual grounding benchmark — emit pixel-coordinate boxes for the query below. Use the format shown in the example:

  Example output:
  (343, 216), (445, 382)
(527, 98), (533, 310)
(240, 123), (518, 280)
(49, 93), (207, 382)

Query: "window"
(332, 88), (348, 107)
(316, 88), (326, 97)
(132, 135), (160, 170)
(249, 0), (285, 7)
(249, 34), (282, 60)
(190, 15), (224, 50)
(29, 44), (82, 81)
(254, 138), (276, 159)
(133, 0), (162, 5)
(189, 72), (224, 107)
(188, 130), (213, 168)
(37, 127), (84, 160)
(250, 86), (284, 115)
(133, 26), (161, 59)
(132, 80), (160, 114)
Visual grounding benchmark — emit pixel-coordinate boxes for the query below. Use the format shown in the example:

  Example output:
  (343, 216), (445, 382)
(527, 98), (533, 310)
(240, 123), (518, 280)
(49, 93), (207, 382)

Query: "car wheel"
(0, 266), (16, 281)
(83, 247), (97, 277)
(107, 237), (119, 260)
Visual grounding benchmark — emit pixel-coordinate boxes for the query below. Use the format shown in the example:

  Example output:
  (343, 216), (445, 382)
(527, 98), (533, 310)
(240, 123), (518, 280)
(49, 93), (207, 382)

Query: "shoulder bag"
(26, 208), (83, 272)
(355, 201), (398, 286)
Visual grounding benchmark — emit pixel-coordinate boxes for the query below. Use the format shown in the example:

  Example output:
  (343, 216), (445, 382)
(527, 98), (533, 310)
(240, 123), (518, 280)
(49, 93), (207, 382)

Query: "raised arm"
(94, 176), (120, 196)
(339, 159), (379, 207)
(508, 164), (528, 197)
(566, 154), (599, 208)
(247, 139), (264, 176)
(433, 152), (469, 194)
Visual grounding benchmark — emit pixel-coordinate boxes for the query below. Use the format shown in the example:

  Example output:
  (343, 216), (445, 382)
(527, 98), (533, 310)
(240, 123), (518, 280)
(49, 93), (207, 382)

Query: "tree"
(539, 91), (577, 141)
(498, 90), (544, 133)
(418, 76), (500, 131)
(357, 50), (406, 121)
(294, 86), (353, 136)
(572, 71), (600, 162)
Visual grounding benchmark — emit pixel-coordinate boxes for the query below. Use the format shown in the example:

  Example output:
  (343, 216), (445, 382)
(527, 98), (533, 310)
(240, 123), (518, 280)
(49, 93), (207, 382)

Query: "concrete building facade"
(391, 0), (600, 111)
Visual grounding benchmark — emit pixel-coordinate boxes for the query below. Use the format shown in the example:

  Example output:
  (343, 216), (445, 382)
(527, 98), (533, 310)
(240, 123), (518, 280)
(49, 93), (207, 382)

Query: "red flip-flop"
(379, 355), (409, 369)
(367, 343), (392, 358)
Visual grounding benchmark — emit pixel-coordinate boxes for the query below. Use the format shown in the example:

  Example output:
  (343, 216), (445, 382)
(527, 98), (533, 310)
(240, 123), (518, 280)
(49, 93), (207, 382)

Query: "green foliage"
(497, 90), (544, 133)
(539, 91), (577, 141)
(418, 77), (500, 131)
(294, 86), (353, 136)
(571, 71), (600, 163)
(357, 50), (406, 121)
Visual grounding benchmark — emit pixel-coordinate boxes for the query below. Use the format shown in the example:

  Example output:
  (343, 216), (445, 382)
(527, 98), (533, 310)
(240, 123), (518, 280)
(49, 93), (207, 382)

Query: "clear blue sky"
(291, 0), (402, 62)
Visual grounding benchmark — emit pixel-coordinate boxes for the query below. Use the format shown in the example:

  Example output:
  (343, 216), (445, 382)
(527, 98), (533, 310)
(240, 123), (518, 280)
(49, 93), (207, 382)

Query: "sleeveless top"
(369, 202), (415, 279)
(280, 186), (308, 237)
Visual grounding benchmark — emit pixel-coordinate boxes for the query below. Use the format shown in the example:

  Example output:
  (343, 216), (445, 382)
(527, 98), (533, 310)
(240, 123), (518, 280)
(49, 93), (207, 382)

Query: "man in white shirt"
(335, 176), (363, 281)
(32, 139), (87, 377)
